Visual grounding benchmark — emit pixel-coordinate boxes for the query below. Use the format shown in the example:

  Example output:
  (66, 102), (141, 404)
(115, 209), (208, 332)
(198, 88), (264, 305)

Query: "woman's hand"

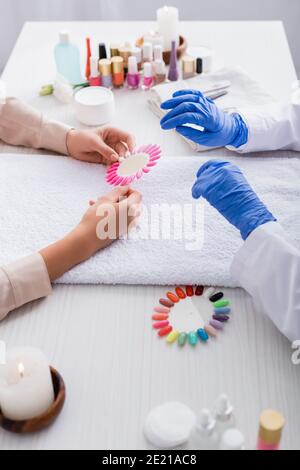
(66, 127), (136, 165)
(40, 186), (142, 281)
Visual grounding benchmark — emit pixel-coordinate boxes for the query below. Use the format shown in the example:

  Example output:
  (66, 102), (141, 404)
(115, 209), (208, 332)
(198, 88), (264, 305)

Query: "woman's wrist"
(39, 224), (97, 282)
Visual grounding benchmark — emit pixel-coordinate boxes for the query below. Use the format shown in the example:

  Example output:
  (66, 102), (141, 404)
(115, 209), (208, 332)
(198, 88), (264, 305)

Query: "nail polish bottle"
(99, 59), (112, 88)
(214, 394), (235, 441)
(142, 42), (153, 63)
(220, 429), (245, 450)
(153, 44), (163, 62)
(111, 56), (124, 88)
(85, 37), (92, 80)
(196, 57), (203, 74)
(127, 56), (140, 89)
(168, 40), (179, 81)
(110, 43), (121, 57)
(142, 62), (154, 90)
(189, 409), (219, 450)
(257, 410), (285, 450)
(131, 47), (142, 71)
(118, 45), (132, 74)
(154, 59), (166, 85)
(182, 55), (195, 79)
(98, 43), (107, 60)
(89, 56), (101, 86)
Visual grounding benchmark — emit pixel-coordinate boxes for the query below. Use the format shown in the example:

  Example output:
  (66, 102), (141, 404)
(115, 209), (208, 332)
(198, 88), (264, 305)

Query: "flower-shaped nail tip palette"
(106, 144), (162, 186)
(153, 286), (232, 348)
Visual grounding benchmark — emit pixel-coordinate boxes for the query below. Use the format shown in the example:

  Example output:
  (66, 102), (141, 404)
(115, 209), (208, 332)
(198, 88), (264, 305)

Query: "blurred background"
(0, 0), (299, 74)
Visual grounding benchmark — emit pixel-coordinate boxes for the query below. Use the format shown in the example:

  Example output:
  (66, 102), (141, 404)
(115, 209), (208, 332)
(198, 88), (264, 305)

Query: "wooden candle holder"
(135, 35), (187, 65)
(0, 366), (65, 433)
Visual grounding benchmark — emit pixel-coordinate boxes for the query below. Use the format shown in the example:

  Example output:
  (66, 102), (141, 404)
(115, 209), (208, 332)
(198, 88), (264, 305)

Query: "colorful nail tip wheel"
(158, 325), (172, 337)
(178, 332), (188, 347)
(212, 314), (229, 322)
(185, 286), (194, 297)
(188, 331), (198, 346)
(209, 319), (224, 330)
(153, 320), (169, 329)
(197, 328), (209, 342)
(214, 299), (230, 308)
(203, 287), (215, 298)
(105, 144), (162, 186)
(166, 330), (179, 344)
(166, 292), (179, 303)
(209, 292), (224, 302)
(195, 285), (204, 296)
(154, 306), (170, 314)
(159, 298), (174, 308)
(152, 313), (169, 321)
(204, 325), (218, 337)
(214, 307), (230, 315)
(175, 287), (186, 299)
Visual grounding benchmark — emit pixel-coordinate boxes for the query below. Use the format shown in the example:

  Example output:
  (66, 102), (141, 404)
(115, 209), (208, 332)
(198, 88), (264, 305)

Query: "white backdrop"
(0, 0), (299, 75)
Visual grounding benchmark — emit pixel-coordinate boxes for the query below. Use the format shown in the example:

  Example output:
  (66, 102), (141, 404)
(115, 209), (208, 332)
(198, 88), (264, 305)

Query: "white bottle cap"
(142, 42), (153, 61)
(215, 394), (233, 420)
(90, 56), (99, 77)
(143, 62), (153, 78)
(154, 59), (166, 75)
(153, 44), (163, 61)
(131, 47), (142, 64)
(128, 56), (138, 74)
(220, 429), (245, 450)
(59, 31), (70, 44)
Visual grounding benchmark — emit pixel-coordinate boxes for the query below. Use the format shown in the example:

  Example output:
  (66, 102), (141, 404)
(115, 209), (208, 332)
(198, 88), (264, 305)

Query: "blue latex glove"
(192, 160), (276, 240)
(160, 89), (248, 148)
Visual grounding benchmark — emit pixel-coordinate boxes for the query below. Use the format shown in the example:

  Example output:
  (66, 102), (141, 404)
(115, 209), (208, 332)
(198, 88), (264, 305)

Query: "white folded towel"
(148, 66), (275, 151)
(0, 153), (299, 287)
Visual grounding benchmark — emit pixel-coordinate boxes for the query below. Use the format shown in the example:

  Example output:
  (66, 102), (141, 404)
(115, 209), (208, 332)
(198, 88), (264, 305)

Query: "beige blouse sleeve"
(0, 254), (52, 321)
(0, 97), (71, 154)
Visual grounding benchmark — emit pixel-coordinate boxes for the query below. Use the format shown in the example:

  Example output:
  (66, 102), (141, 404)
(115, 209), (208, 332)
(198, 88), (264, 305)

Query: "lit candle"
(0, 347), (54, 421)
(157, 5), (179, 52)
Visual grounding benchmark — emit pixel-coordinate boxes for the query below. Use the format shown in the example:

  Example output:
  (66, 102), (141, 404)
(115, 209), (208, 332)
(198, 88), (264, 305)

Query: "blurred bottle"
(189, 409), (219, 450)
(54, 31), (83, 85)
(214, 394), (235, 441)
(220, 429), (245, 450)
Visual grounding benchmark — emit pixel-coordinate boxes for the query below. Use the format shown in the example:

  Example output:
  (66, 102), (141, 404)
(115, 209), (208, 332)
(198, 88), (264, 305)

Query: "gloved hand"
(160, 89), (248, 148)
(192, 160), (276, 240)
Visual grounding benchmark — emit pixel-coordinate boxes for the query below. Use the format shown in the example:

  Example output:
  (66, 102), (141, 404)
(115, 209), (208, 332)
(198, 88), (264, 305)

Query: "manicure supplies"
(74, 86), (115, 126)
(98, 43), (107, 60)
(127, 56), (140, 89)
(153, 287), (231, 347)
(220, 429), (245, 450)
(110, 44), (121, 58)
(142, 62), (154, 90)
(89, 57), (101, 86)
(144, 402), (196, 449)
(54, 31), (83, 85)
(142, 42), (153, 63)
(154, 60), (166, 85)
(168, 40), (179, 82)
(257, 410), (285, 450)
(99, 59), (112, 88)
(214, 394), (235, 437)
(106, 145), (161, 186)
(182, 55), (195, 80)
(85, 37), (92, 80)
(189, 409), (219, 450)
(111, 56), (124, 88)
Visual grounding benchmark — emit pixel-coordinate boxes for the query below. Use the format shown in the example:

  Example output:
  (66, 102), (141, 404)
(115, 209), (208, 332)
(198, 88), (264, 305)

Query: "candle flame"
(18, 362), (25, 378)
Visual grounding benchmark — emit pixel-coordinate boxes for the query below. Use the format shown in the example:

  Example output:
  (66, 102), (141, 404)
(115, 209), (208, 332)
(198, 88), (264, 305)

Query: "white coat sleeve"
(227, 102), (300, 153)
(230, 222), (300, 342)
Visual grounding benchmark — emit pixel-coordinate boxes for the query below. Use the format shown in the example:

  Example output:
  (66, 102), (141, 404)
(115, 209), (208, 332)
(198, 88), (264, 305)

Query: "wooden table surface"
(0, 21), (299, 450)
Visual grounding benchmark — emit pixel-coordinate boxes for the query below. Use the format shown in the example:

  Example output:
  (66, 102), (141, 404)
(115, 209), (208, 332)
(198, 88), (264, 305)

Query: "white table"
(0, 21), (299, 450)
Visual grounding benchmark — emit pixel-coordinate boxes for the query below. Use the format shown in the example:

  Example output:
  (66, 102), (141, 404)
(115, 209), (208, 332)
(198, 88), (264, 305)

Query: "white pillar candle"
(0, 347), (54, 421)
(157, 5), (179, 52)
